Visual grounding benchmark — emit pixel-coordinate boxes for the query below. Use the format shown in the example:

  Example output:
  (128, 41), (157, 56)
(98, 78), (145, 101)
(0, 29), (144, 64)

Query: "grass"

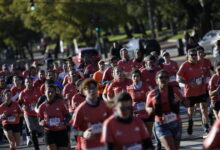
(169, 29), (193, 40)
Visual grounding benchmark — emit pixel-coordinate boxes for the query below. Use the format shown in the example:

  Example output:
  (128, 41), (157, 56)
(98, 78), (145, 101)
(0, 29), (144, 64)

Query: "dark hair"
(45, 84), (57, 91)
(131, 69), (141, 77)
(38, 70), (45, 74)
(81, 78), (97, 90)
(155, 70), (169, 79)
(30, 66), (36, 70)
(196, 46), (204, 51)
(187, 48), (196, 54)
(114, 92), (132, 104)
(110, 56), (118, 63)
(75, 79), (84, 87)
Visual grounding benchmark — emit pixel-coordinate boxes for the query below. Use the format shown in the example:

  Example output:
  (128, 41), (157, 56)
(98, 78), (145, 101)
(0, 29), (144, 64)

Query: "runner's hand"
(83, 128), (93, 140)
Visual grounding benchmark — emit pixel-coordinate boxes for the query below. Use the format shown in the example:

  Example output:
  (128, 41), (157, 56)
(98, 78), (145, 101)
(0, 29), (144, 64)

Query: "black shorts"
(143, 113), (155, 122)
(187, 94), (207, 107)
(211, 101), (220, 111)
(3, 124), (20, 133)
(45, 129), (69, 147)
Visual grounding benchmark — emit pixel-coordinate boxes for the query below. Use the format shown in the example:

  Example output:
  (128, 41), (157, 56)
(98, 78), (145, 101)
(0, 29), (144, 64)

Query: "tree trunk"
(147, 0), (156, 39)
(124, 24), (133, 38)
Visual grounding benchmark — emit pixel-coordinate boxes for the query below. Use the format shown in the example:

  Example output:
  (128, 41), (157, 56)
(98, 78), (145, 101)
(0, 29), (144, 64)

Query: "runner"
(0, 89), (23, 150)
(72, 78), (112, 150)
(146, 70), (189, 150)
(132, 49), (143, 69)
(58, 63), (68, 82)
(117, 48), (133, 77)
(140, 55), (161, 90)
(70, 79), (85, 113)
(177, 48), (209, 137)
(93, 60), (106, 97)
(102, 56), (118, 85)
(126, 69), (152, 135)
(197, 46), (214, 125)
(33, 70), (46, 89)
(162, 52), (179, 87)
(18, 77), (42, 150)
(38, 84), (71, 150)
(101, 92), (154, 150)
(10, 76), (25, 101)
(107, 66), (132, 100)
(40, 70), (63, 95)
(63, 70), (78, 108)
(208, 62), (220, 119)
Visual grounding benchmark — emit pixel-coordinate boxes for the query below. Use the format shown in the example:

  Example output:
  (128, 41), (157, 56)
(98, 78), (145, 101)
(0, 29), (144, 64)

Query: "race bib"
(195, 77), (202, 85)
(169, 76), (176, 82)
(205, 77), (210, 84)
(91, 122), (103, 134)
(135, 102), (146, 111)
(7, 116), (15, 122)
(123, 143), (142, 150)
(48, 117), (61, 126)
(163, 112), (177, 124)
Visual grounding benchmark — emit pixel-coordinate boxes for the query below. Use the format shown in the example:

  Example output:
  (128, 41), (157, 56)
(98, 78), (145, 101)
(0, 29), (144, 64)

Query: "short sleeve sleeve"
(146, 91), (154, 107)
(72, 107), (84, 130)
(101, 119), (114, 143)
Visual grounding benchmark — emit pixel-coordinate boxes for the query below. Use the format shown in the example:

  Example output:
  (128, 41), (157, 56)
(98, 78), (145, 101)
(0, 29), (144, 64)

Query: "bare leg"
(3, 130), (16, 149)
(159, 135), (177, 150)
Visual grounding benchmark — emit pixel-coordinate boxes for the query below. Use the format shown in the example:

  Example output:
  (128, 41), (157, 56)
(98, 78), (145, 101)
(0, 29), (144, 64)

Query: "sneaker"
(187, 120), (193, 135)
(27, 138), (32, 146)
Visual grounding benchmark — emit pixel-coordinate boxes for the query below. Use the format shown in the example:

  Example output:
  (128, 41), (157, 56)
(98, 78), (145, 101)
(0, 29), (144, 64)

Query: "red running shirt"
(146, 87), (183, 122)
(0, 101), (23, 125)
(72, 100), (112, 149)
(38, 99), (69, 131)
(19, 88), (41, 116)
(70, 93), (85, 113)
(162, 60), (179, 86)
(140, 67), (160, 90)
(117, 60), (134, 73)
(127, 83), (150, 120)
(177, 61), (205, 97)
(107, 78), (132, 98)
(101, 115), (149, 150)
(208, 74), (220, 101)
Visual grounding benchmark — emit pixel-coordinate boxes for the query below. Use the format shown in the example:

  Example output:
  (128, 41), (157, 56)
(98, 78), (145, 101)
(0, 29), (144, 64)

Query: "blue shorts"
(154, 120), (182, 141)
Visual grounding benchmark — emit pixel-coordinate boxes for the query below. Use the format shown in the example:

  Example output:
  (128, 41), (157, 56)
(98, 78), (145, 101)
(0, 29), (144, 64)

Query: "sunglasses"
(190, 54), (197, 57)
(120, 106), (133, 111)
(158, 76), (169, 79)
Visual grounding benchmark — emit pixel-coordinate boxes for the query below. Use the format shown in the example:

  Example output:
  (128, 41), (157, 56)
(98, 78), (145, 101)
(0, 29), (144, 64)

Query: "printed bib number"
(7, 116), (15, 122)
(135, 102), (146, 111)
(91, 122), (102, 134)
(163, 112), (177, 124)
(48, 117), (61, 126)
(195, 77), (202, 85)
(169, 76), (176, 82)
(123, 143), (142, 150)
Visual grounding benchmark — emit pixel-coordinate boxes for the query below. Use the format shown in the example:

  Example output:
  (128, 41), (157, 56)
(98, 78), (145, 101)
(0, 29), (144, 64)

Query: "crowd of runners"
(0, 40), (220, 150)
